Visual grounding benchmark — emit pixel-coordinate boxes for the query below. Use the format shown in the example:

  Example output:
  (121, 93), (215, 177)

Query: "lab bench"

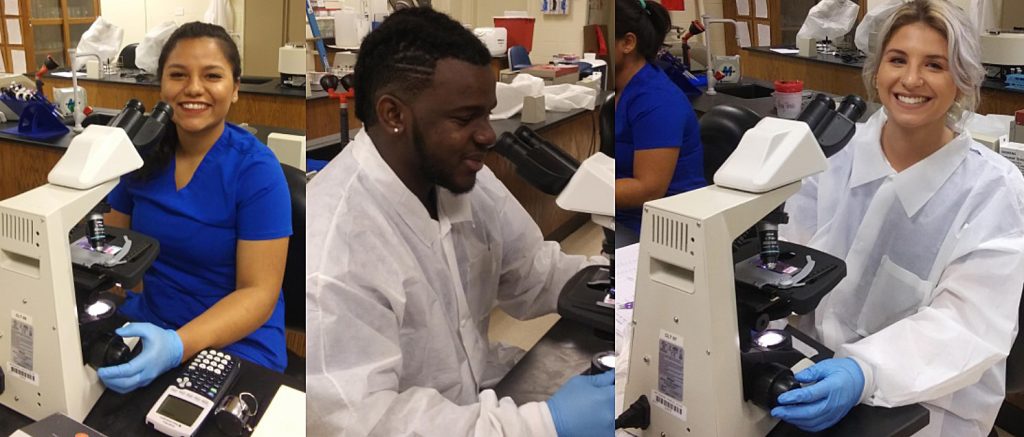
(739, 47), (1024, 116)
(0, 354), (305, 436)
(307, 90), (612, 242)
(0, 113), (304, 201)
(496, 319), (928, 437)
(688, 76), (881, 122)
(43, 72), (306, 131)
(306, 90), (361, 140)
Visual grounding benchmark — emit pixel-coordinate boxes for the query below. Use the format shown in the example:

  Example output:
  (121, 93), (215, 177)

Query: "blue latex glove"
(97, 323), (184, 394)
(771, 357), (865, 432)
(546, 370), (614, 437)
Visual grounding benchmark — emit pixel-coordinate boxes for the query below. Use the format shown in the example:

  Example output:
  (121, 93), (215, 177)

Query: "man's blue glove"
(771, 357), (865, 432)
(546, 370), (614, 437)
(97, 323), (184, 394)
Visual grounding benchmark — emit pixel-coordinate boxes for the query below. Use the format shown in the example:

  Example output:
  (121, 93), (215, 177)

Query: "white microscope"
(619, 94), (873, 436)
(493, 95), (615, 333)
(0, 100), (172, 422)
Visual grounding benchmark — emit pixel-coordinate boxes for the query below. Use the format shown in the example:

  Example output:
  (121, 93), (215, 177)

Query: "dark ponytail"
(615, 0), (672, 61)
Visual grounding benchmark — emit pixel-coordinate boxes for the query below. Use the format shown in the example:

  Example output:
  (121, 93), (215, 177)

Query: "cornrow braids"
(353, 7), (490, 127)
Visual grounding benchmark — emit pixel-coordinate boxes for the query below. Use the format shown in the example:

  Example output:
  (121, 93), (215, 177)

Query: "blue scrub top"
(615, 63), (706, 233)
(108, 123), (293, 372)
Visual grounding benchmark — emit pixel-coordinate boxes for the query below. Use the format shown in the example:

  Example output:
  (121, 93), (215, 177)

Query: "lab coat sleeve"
(491, 176), (593, 320)
(838, 229), (1024, 408)
(307, 267), (558, 437)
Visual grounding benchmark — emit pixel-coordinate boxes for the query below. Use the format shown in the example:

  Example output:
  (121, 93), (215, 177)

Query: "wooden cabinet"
(0, 0), (100, 74)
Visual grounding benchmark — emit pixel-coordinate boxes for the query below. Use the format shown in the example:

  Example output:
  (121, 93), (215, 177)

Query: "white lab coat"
(203, 0), (233, 32)
(306, 130), (592, 436)
(780, 110), (1024, 437)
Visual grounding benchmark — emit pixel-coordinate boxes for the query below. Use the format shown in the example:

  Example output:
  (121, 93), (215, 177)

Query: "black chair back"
(280, 164), (305, 331)
(118, 43), (139, 70)
(600, 92), (614, 157)
(698, 105), (761, 183)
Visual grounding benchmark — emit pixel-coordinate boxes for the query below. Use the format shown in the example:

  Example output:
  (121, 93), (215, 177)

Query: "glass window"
(30, 0), (61, 19)
(32, 24), (65, 67)
(66, 0), (96, 18)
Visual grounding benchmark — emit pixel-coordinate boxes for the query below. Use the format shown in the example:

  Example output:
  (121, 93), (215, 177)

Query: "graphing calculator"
(146, 349), (241, 437)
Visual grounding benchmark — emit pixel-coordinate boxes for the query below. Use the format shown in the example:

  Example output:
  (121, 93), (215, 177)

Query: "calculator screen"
(156, 394), (203, 425)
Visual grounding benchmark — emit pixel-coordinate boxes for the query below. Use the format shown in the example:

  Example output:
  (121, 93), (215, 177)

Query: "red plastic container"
(774, 80), (804, 93)
(494, 17), (536, 52)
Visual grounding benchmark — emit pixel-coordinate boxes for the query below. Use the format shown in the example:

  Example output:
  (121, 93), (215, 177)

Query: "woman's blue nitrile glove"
(97, 323), (184, 394)
(771, 357), (865, 432)
(546, 370), (614, 437)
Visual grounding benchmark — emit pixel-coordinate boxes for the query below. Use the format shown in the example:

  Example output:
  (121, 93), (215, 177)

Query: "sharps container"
(494, 13), (536, 52)
(773, 80), (804, 119)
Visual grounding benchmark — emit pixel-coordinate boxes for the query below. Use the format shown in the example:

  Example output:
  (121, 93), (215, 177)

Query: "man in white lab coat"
(306, 8), (613, 437)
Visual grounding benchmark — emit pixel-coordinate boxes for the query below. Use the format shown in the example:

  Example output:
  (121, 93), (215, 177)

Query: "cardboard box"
(999, 139), (1024, 175)
(521, 65), (580, 85)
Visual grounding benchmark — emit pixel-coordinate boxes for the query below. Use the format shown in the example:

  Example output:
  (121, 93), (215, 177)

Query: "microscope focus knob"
(744, 361), (799, 410)
(86, 332), (133, 369)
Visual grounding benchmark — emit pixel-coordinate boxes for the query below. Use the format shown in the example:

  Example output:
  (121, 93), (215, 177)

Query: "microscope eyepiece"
(150, 101), (173, 124)
(836, 95), (867, 122)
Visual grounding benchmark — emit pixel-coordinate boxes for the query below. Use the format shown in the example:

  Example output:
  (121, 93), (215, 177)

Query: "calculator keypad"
(177, 350), (238, 400)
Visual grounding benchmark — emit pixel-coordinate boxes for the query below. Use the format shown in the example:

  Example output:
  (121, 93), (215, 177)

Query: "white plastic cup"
(773, 80), (804, 119)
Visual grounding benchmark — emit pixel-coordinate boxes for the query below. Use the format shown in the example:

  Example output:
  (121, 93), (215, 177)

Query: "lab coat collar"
(848, 110), (970, 217)
(351, 129), (474, 245)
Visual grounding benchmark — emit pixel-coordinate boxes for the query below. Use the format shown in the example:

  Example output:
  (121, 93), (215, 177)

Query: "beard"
(411, 120), (476, 195)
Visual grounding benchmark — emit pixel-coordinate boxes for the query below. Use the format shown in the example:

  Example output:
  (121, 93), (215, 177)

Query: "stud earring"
(394, 127), (400, 133)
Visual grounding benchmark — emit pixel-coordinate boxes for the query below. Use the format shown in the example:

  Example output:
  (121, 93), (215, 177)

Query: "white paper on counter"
(736, 0), (750, 16)
(755, 0), (768, 18)
(614, 242), (640, 436)
(771, 48), (800, 54)
(736, 21), (752, 47)
(614, 242), (638, 356)
(757, 23), (772, 46)
(252, 385), (306, 437)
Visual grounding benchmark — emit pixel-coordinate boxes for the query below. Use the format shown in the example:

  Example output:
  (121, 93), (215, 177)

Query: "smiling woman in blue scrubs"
(96, 22), (292, 393)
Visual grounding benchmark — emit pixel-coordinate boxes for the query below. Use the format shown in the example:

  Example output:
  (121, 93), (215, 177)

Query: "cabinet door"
(0, 1), (20, 72)
(66, 0), (96, 18)
(32, 23), (65, 67)
(723, 0), (778, 55)
(29, 0), (61, 19)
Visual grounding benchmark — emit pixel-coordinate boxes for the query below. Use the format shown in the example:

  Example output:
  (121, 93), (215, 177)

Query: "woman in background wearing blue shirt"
(615, 0), (705, 245)
(97, 22), (292, 393)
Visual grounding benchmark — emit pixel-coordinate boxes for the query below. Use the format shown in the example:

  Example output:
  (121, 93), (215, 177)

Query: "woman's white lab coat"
(306, 130), (591, 436)
(781, 110), (1024, 436)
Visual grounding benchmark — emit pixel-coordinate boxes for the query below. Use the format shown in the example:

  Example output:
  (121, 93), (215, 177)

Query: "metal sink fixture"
(714, 84), (775, 99)
(239, 76), (274, 85)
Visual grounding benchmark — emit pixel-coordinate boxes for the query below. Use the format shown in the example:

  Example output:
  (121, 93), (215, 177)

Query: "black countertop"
(44, 71), (307, 98)
(689, 77), (881, 122)
(742, 46), (1024, 95)
(0, 355), (304, 436)
(0, 108), (304, 150)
